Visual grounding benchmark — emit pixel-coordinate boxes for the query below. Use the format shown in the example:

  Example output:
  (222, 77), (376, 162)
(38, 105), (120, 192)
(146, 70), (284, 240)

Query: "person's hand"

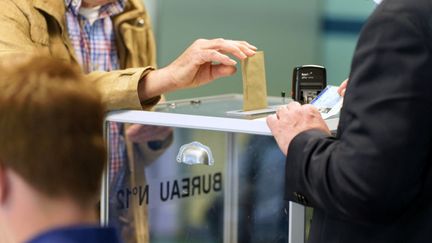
(140, 38), (257, 99)
(165, 38), (257, 89)
(126, 124), (172, 144)
(266, 102), (331, 156)
(337, 79), (349, 97)
(139, 39), (257, 95)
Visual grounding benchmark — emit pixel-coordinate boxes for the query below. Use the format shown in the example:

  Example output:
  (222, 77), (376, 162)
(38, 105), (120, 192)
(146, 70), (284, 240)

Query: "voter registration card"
(311, 85), (343, 119)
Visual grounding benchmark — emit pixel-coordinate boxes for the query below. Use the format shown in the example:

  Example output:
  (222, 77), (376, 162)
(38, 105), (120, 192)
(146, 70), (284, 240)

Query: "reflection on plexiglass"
(108, 126), (225, 243)
(107, 124), (289, 243)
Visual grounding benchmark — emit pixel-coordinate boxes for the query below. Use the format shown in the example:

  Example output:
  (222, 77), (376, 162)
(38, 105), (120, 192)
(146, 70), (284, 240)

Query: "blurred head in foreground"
(0, 56), (106, 243)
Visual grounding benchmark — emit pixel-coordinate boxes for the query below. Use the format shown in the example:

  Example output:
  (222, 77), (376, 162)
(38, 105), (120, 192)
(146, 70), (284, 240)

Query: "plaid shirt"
(64, 0), (124, 73)
(64, 0), (125, 181)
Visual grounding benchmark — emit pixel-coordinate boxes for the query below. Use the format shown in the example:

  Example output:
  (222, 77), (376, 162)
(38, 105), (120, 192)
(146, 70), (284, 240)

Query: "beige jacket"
(0, 0), (160, 110)
(0, 1), (167, 242)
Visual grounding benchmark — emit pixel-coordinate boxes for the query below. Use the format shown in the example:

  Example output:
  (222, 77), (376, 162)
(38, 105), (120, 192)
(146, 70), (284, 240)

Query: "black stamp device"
(291, 65), (327, 104)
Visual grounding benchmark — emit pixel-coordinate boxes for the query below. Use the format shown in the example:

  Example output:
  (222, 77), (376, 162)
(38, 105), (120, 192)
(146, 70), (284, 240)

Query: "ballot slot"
(226, 104), (287, 119)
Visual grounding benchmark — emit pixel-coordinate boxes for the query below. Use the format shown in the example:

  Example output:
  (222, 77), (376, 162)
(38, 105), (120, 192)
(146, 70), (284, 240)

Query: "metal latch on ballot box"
(176, 141), (214, 166)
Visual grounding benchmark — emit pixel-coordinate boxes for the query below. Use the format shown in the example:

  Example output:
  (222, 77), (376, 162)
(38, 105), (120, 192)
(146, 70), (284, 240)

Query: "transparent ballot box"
(101, 94), (339, 243)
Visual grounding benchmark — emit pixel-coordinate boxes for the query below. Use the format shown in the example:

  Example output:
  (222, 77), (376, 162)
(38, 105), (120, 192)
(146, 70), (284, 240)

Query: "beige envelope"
(241, 51), (268, 111)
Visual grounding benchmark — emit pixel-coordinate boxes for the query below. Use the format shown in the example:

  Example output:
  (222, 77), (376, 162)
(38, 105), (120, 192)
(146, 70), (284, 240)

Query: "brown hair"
(0, 56), (106, 204)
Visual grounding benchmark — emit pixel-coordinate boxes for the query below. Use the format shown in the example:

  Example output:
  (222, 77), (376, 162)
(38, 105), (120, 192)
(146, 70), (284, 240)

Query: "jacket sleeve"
(0, 0), (160, 111)
(86, 68), (160, 111)
(285, 4), (432, 224)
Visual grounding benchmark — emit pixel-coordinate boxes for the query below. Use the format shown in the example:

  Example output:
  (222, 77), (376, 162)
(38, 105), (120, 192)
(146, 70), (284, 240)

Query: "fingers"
(303, 104), (320, 114)
(240, 41), (258, 51)
(210, 64), (237, 79)
(199, 50), (237, 66)
(276, 101), (300, 116)
(337, 79), (348, 97)
(340, 89), (346, 97)
(164, 38), (257, 91)
(287, 101), (301, 109)
(231, 40), (257, 57)
(276, 105), (288, 119)
(199, 38), (255, 51)
(266, 102), (331, 156)
(196, 38), (257, 61)
(266, 114), (278, 128)
(266, 113), (290, 157)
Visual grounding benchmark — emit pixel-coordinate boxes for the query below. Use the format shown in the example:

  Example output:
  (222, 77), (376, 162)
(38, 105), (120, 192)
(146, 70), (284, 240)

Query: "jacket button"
(136, 18), (145, 27)
(293, 192), (300, 201)
(293, 192), (309, 205)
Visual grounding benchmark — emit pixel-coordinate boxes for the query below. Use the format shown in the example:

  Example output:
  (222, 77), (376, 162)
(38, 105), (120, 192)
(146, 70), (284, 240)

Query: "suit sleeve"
(285, 7), (432, 224)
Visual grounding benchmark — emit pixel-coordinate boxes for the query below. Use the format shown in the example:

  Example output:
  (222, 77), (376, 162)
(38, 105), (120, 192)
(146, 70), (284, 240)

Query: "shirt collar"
(64, 0), (125, 17)
(65, 0), (81, 14)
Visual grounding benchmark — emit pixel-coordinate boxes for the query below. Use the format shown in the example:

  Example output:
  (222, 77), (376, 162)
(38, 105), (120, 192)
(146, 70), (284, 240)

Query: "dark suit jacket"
(285, 0), (432, 242)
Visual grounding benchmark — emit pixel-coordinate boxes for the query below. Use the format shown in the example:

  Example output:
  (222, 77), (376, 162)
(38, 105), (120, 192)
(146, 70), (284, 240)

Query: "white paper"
(311, 85), (343, 119)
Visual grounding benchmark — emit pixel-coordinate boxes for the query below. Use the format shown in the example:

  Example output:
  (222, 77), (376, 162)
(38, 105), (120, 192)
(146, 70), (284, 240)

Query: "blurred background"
(143, 0), (376, 100)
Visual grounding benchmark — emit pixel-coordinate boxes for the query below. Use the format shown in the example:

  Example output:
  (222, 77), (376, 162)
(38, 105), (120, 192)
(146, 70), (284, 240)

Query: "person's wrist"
(160, 65), (181, 91)
(137, 69), (154, 102)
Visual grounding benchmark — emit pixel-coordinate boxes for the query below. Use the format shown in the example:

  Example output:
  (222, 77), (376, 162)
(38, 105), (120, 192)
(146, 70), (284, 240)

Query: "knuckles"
(194, 38), (226, 47)
(214, 38), (225, 44)
(193, 38), (207, 46)
(240, 41), (249, 46)
(209, 50), (219, 58)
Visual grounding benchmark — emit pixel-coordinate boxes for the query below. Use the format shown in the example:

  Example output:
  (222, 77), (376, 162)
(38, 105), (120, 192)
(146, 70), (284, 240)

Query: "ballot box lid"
(105, 94), (339, 135)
